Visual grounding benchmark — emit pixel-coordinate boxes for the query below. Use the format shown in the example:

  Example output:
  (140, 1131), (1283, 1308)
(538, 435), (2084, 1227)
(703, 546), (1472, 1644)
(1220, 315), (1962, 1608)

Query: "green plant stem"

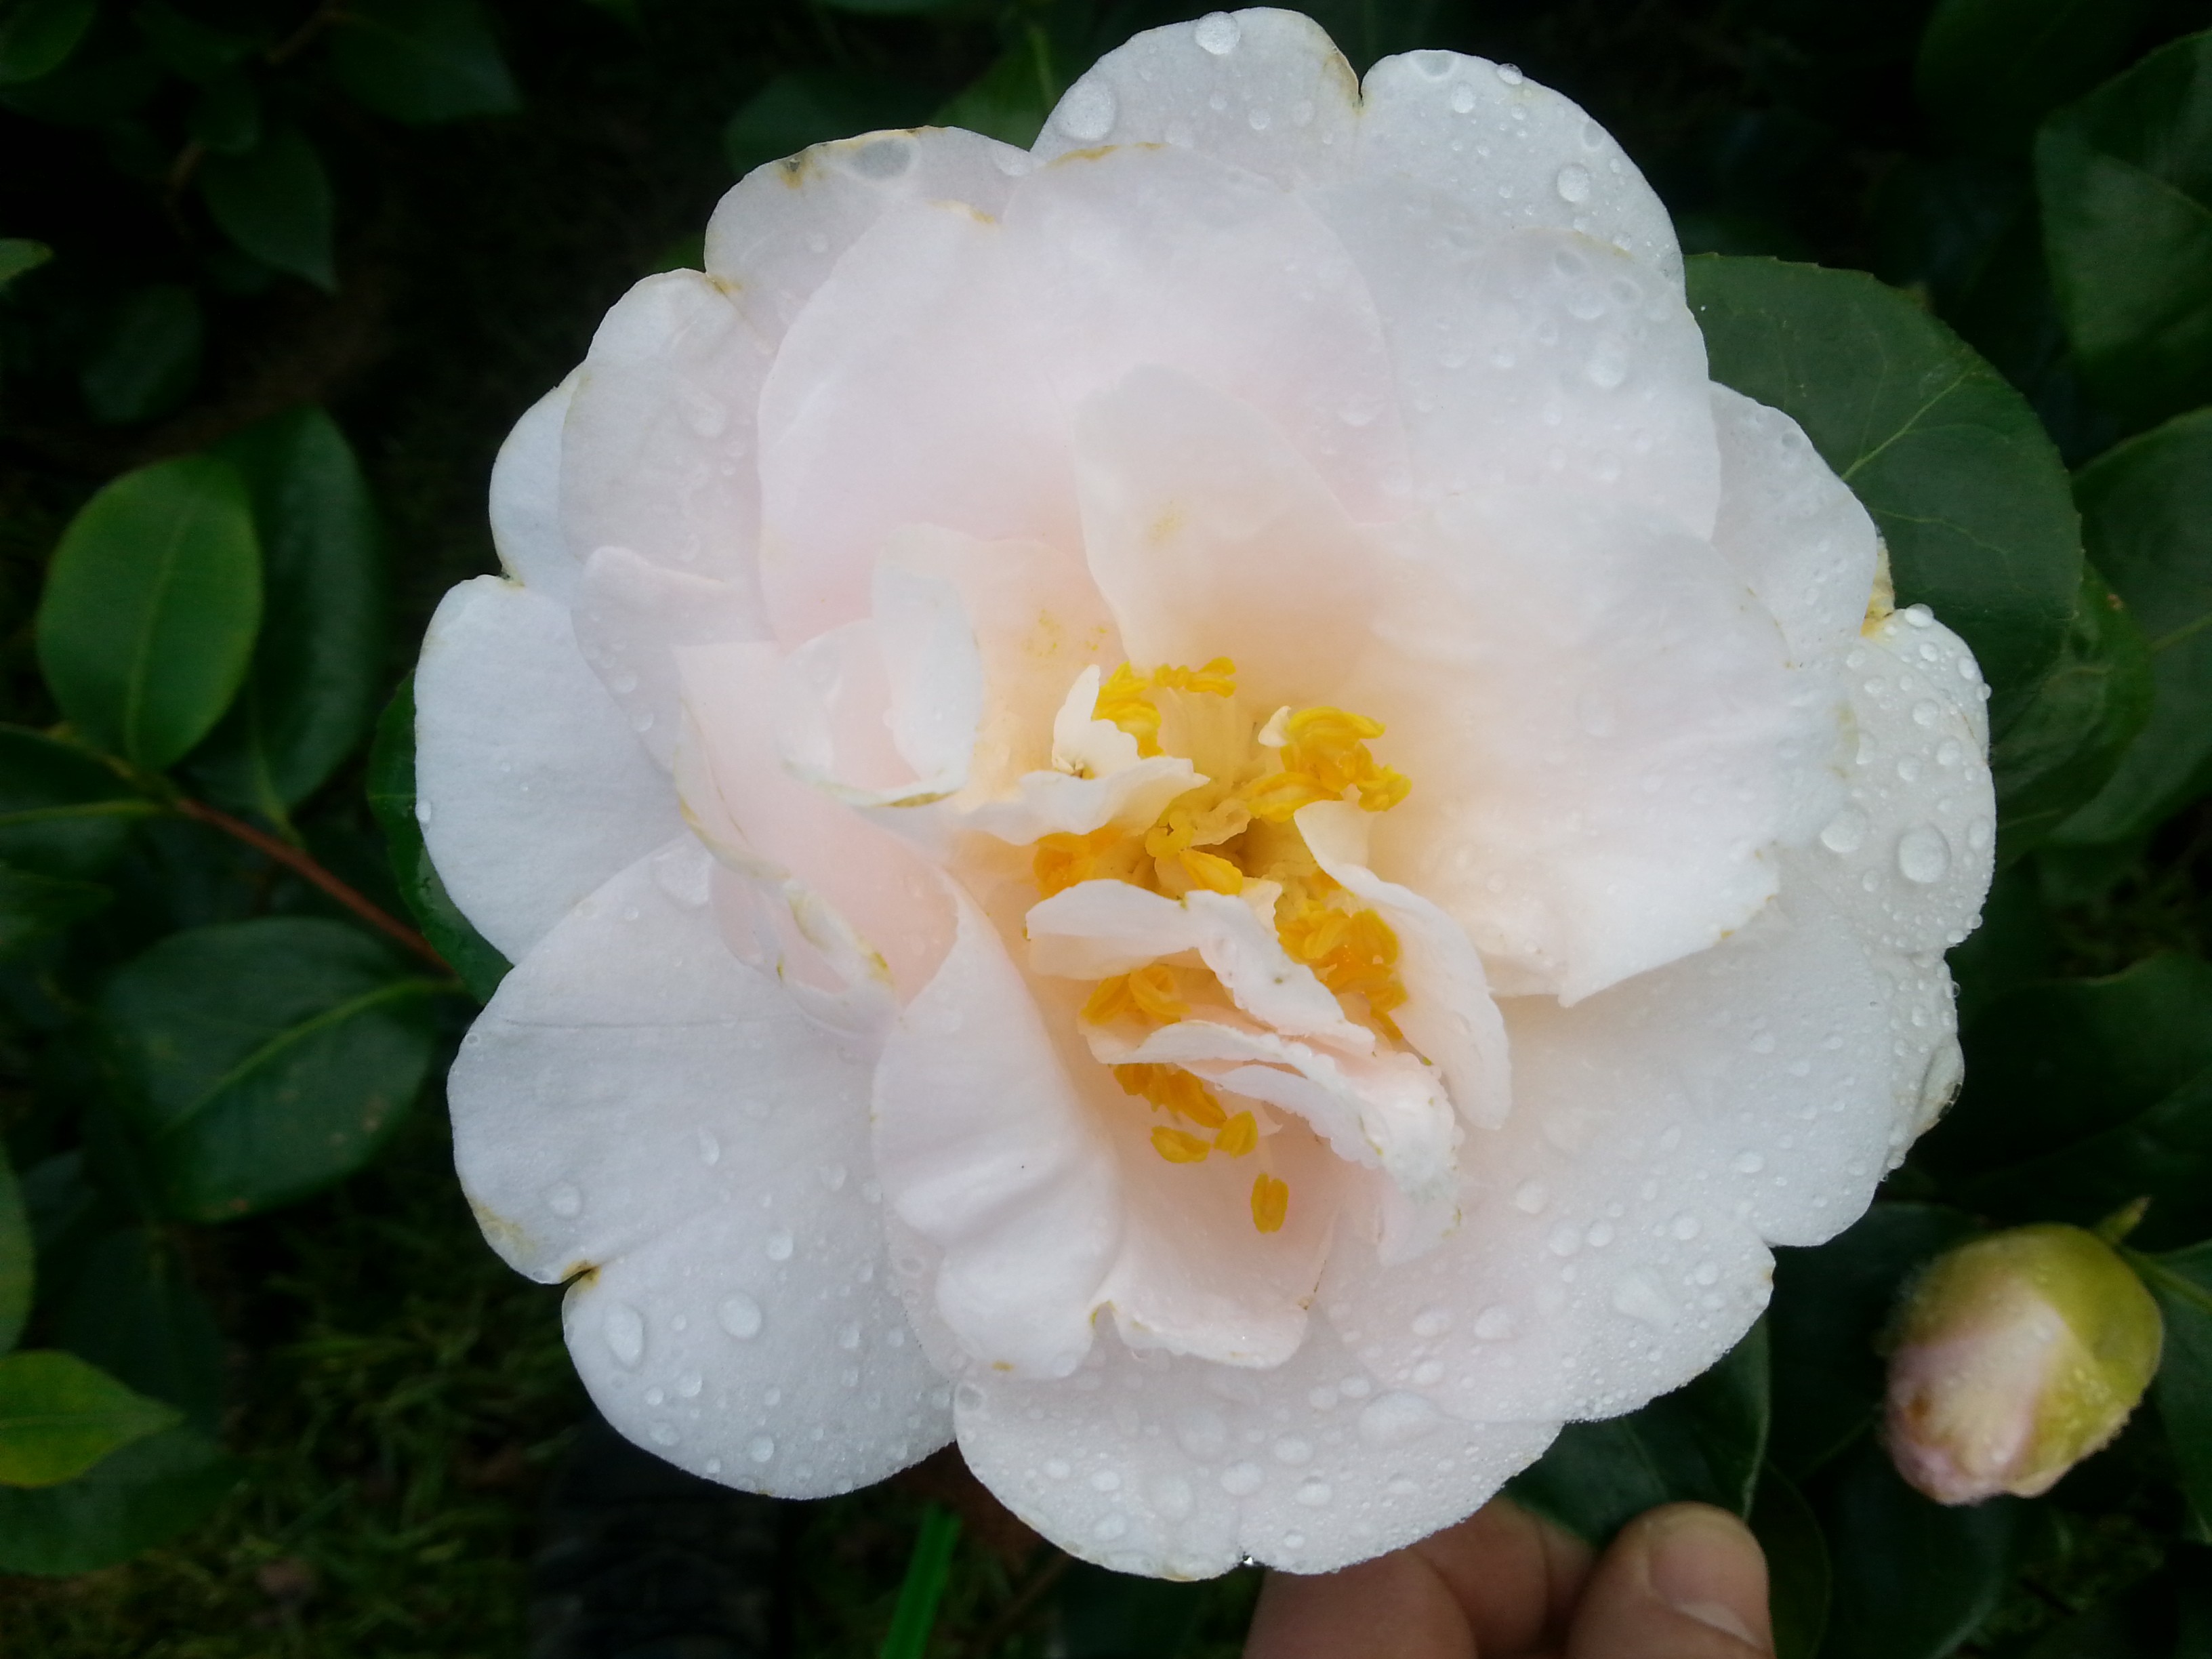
(172, 796), (450, 973)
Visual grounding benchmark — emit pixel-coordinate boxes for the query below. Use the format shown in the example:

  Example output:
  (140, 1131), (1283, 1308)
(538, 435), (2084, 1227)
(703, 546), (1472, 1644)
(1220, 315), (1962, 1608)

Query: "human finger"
(1564, 1504), (1772, 1659)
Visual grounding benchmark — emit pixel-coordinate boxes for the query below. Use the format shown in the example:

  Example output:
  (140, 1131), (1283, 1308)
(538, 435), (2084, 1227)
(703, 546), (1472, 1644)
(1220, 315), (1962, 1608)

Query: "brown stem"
(173, 796), (451, 974)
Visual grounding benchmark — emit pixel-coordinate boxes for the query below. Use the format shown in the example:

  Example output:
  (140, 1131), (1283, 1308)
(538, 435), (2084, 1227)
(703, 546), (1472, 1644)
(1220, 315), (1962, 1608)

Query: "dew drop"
(1555, 163), (1593, 203)
(717, 1294), (764, 1340)
(1221, 1461), (1265, 1496)
(650, 1424), (678, 1446)
(1411, 1307), (1452, 1339)
(1055, 79), (1117, 142)
(1670, 1212), (1702, 1241)
(748, 1435), (776, 1465)
(1611, 1273), (1675, 1326)
(1513, 1181), (1548, 1214)
(1495, 62), (1525, 84)
(1273, 1436), (1314, 1466)
(1896, 826), (1951, 884)
(1193, 11), (1240, 54)
(545, 1183), (581, 1218)
(677, 1372), (703, 1399)
(1731, 1151), (1766, 1176)
(1820, 804), (1869, 855)
(765, 1230), (795, 1262)
(1358, 1391), (1442, 1447)
(1296, 1479), (1334, 1508)
(1449, 82), (1477, 113)
(604, 1303), (645, 1368)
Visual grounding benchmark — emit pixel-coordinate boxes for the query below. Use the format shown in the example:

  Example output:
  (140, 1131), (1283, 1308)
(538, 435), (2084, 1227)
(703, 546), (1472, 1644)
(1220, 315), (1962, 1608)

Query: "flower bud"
(1883, 1224), (2163, 1505)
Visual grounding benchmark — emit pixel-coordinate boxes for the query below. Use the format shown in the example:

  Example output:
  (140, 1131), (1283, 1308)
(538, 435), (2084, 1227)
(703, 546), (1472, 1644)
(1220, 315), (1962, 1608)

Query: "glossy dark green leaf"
(1989, 562), (2152, 857)
(935, 28), (1063, 148)
(2131, 1241), (2212, 1528)
(79, 283), (203, 425)
(1815, 1439), (2019, 1659)
(1946, 861), (2057, 1028)
(191, 407), (388, 821)
(0, 1145), (28, 1353)
(2055, 409), (2212, 844)
(54, 1226), (223, 1431)
(1508, 1321), (1769, 1544)
(0, 1422), (236, 1574)
(0, 237), (51, 288)
(367, 678), (509, 1003)
(1915, 0), (2154, 155)
(0, 726), (156, 878)
(1749, 1465), (1830, 1659)
(99, 918), (445, 1221)
(1768, 1204), (1980, 1478)
(1687, 255), (2081, 720)
(35, 455), (264, 771)
(198, 125), (336, 291)
(0, 1349), (179, 1487)
(2013, 1571), (2178, 1657)
(0, 0), (95, 85)
(329, 0), (520, 125)
(1927, 955), (2212, 1242)
(0, 865), (110, 958)
(2036, 31), (2212, 429)
(723, 70), (938, 178)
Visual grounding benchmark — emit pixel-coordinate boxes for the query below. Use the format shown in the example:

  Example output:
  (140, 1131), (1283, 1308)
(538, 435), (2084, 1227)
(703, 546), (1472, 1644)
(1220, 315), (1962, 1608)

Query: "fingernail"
(1647, 1509), (1767, 1649)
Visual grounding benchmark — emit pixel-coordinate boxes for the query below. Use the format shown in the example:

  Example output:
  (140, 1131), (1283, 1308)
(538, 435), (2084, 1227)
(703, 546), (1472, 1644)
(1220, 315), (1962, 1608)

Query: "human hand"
(1244, 1499), (1772, 1658)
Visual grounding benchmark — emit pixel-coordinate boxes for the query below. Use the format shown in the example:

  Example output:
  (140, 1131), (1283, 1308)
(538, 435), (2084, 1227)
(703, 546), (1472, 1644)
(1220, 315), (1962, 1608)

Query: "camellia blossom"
(418, 8), (1996, 1577)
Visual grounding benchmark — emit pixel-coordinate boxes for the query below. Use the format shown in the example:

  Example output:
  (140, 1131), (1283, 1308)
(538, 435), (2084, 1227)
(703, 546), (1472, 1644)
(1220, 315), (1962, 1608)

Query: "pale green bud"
(1883, 1223), (2163, 1505)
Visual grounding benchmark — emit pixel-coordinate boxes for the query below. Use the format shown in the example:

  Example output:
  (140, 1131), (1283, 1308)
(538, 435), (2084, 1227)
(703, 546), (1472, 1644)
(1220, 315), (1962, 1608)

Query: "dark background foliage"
(1, 0), (2209, 1654)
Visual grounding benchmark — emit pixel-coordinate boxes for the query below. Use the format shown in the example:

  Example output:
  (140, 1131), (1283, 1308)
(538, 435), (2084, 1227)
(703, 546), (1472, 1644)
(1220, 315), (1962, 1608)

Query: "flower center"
(1029, 658), (1414, 1234)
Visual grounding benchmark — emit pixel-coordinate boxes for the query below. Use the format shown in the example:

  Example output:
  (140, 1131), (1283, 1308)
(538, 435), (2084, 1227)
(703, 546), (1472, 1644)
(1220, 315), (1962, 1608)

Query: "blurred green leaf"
(0, 726), (155, 880)
(0, 237), (50, 288)
(0, 1349), (179, 1488)
(79, 283), (203, 425)
(0, 44), (160, 123)
(98, 918), (445, 1221)
(724, 69), (937, 178)
(880, 1504), (960, 1659)
(1687, 255), (2082, 724)
(0, 865), (110, 958)
(0, 1145), (28, 1354)
(190, 407), (388, 823)
(1947, 860), (2058, 1027)
(1768, 1204), (1980, 1478)
(2132, 1242), (2212, 1528)
(54, 1225), (224, 1432)
(367, 678), (510, 1004)
(35, 455), (264, 772)
(2036, 30), (2212, 430)
(0, 0), (95, 85)
(1916, 0), (2154, 155)
(0, 1422), (236, 1573)
(820, 0), (968, 13)
(131, 0), (255, 81)
(1054, 1561), (1208, 1658)
(1928, 955), (2212, 1244)
(198, 124), (337, 291)
(935, 26), (1061, 148)
(1815, 1439), (2020, 1659)
(1508, 1321), (1769, 1544)
(330, 0), (520, 124)
(1989, 562), (2152, 857)
(2055, 409), (2212, 844)
(186, 70), (259, 155)
(1749, 1465), (1831, 1659)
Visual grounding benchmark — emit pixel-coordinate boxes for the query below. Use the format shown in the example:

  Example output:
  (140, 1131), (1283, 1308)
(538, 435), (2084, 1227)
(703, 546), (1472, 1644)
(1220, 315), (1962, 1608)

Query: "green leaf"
(2055, 408), (2212, 844)
(880, 1504), (960, 1659)
(1946, 860), (2058, 1028)
(821, 0), (966, 12)
(0, 726), (156, 878)
(54, 1226), (224, 1431)
(1988, 561), (2152, 857)
(1768, 1204), (1980, 1478)
(0, 1349), (179, 1488)
(1749, 1465), (1831, 1659)
(1507, 1321), (1769, 1544)
(2130, 1241), (2212, 1528)
(0, 1144), (28, 1353)
(1815, 1439), (2020, 1659)
(131, 0), (256, 81)
(1687, 255), (2082, 722)
(35, 455), (264, 772)
(2036, 31), (2212, 430)
(198, 124), (337, 291)
(0, 0), (95, 85)
(190, 408), (388, 821)
(330, 0), (520, 124)
(1053, 1561), (1210, 1658)
(935, 28), (1063, 148)
(0, 237), (51, 288)
(0, 1422), (236, 1574)
(0, 864), (110, 958)
(367, 678), (509, 1003)
(79, 283), (204, 425)
(724, 70), (939, 178)
(98, 918), (445, 1221)
(1927, 955), (2212, 1242)
(1915, 0), (2155, 155)
(186, 70), (260, 156)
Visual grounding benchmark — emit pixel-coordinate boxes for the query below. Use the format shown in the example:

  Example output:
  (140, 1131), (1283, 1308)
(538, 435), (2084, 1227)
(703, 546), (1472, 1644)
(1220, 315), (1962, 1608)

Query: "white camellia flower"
(418, 8), (1996, 1578)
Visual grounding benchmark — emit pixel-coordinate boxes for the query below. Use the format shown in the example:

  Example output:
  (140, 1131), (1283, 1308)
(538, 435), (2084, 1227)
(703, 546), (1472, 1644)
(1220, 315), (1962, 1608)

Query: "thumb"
(1566, 1504), (1773, 1659)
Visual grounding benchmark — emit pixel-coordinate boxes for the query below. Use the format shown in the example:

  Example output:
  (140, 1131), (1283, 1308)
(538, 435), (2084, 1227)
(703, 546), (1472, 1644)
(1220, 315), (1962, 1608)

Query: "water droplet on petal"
(1896, 826), (1951, 884)
(717, 1294), (763, 1340)
(1193, 11), (1240, 54)
(1495, 62), (1524, 84)
(765, 1230), (794, 1262)
(1056, 79), (1117, 142)
(1221, 1461), (1264, 1495)
(748, 1435), (776, 1464)
(1358, 1391), (1442, 1447)
(1450, 83), (1477, 113)
(604, 1303), (645, 1368)
(1820, 804), (1869, 854)
(1555, 163), (1592, 203)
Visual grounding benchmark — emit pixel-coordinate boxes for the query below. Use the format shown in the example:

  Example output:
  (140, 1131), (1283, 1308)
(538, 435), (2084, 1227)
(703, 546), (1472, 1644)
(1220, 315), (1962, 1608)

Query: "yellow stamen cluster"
(1036, 657), (1420, 1237)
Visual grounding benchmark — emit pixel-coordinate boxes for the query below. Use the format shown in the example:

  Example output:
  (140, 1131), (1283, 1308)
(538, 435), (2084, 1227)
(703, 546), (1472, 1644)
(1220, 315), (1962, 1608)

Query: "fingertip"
(1568, 1503), (1773, 1658)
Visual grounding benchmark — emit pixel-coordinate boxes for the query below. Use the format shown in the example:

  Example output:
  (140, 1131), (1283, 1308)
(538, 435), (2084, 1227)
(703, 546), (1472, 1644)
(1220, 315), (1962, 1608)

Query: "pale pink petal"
(490, 372), (580, 602)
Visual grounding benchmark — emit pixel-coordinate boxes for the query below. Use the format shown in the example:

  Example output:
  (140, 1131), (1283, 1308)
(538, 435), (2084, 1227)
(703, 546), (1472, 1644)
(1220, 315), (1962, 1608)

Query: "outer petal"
(1356, 489), (1808, 1002)
(451, 839), (950, 1497)
(953, 1318), (1558, 1578)
(490, 372), (580, 603)
(1033, 9), (1362, 191)
(705, 127), (1029, 345)
(416, 577), (681, 962)
(1355, 48), (1679, 279)
(560, 271), (775, 590)
(573, 547), (761, 769)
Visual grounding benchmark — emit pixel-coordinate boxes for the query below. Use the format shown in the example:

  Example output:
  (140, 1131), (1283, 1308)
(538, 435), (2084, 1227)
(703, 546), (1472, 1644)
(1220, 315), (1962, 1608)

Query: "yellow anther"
(1285, 707), (1385, 745)
(1151, 657), (1238, 697)
(1214, 1111), (1258, 1158)
(1033, 825), (1134, 898)
(1252, 1172), (1290, 1233)
(1093, 663), (1163, 756)
(1153, 1126), (1212, 1164)
(1125, 964), (1187, 1023)
(1179, 848), (1245, 895)
(1113, 1064), (1226, 1128)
